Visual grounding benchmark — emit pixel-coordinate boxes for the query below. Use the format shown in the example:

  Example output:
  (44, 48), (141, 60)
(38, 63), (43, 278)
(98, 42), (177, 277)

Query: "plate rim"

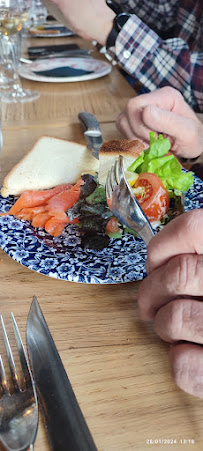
(19, 57), (112, 83)
(29, 24), (75, 38)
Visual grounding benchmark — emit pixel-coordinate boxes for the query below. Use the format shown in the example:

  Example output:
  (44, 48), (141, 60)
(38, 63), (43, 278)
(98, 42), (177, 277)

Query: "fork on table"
(106, 155), (154, 246)
(0, 314), (38, 451)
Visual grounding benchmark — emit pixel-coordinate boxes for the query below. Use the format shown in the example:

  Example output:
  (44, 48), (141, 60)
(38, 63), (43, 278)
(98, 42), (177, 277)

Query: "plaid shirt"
(110, 0), (203, 112)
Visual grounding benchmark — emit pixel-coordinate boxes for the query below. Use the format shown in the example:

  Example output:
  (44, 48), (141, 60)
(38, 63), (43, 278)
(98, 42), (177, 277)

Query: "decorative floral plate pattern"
(0, 173), (202, 284)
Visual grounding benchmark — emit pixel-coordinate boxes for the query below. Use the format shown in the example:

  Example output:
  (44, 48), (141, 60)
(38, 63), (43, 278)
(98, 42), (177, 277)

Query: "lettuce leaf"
(128, 132), (194, 192)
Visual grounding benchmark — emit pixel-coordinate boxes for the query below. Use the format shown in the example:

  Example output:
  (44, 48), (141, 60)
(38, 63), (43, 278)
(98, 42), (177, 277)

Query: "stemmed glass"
(0, 0), (40, 103)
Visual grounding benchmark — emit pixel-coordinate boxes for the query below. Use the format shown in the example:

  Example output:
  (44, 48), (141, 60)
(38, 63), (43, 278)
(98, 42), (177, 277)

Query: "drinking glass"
(0, 36), (12, 87)
(0, 0), (40, 103)
(0, 93), (3, 171)
(31, 0), (48, 25)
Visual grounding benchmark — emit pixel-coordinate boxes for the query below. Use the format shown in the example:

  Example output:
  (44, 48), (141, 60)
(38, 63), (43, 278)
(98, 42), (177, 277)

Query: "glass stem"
(7, 36), (24, 95)
(0, 36), (7, 84)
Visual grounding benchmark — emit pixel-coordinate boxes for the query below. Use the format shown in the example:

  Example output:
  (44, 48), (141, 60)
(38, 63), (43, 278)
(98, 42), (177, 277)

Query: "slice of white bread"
(98, 139), (145, 186)
(1, 136), (99, 198)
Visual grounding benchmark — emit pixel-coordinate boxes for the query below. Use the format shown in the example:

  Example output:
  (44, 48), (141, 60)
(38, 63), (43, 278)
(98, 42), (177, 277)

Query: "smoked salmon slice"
(45, 216), (79, 237)
(0, 181), (82, 238)
(0, 184), (72, 217)
(31, 212), (52, 228)
(46, 179), (83, 221)
(44, 217), (69, 237)
(15, 206), (47, 220)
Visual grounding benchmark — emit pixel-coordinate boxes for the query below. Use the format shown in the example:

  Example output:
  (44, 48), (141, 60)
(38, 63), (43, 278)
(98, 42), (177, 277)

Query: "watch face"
(116, 13), (131, 30)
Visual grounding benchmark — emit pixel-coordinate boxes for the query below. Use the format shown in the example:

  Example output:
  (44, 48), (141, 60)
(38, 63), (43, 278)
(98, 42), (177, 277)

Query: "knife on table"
(20, 49), (93, 64)
(27, 296), (97, 451)
(78, 112), (103, 160)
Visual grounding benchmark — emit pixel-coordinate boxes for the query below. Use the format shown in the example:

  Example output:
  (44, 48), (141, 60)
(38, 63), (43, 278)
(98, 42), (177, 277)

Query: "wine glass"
(0, 35), (12, 87)
(0, 0), (40, 103)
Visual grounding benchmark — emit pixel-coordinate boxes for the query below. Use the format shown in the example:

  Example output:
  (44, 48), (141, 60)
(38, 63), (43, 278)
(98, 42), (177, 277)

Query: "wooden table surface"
(0, 34), (203, 451)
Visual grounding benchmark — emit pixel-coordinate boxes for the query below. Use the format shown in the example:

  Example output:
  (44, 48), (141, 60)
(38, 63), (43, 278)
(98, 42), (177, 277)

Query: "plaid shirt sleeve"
(114, 15), (203, 112)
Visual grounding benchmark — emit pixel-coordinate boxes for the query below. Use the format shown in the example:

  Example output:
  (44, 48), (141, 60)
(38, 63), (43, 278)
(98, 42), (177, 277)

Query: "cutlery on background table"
(106, 155), (154, 245)
(20, 49), (93, 64)
(78, 111), (103, 160)
(28, 43), (80, 56)
(27, 296), (97, 451)
(0, 313), (38, 451)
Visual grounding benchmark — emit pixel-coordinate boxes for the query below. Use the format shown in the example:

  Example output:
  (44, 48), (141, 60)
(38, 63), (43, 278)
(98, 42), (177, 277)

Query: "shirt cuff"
(115, 15), (161, 72)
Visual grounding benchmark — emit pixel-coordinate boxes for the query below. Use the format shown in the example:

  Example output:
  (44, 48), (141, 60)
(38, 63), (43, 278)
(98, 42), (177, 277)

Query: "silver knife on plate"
(78, 112), (103, 160)
(27, 296), (97, 451)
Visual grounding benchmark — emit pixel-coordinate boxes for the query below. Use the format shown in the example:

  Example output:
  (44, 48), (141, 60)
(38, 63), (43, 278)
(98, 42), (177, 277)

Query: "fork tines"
(105, 155), (154, 245)
(0, 314), (38, 451)
(106, 155), (123, 200)
(0, 314), (34, 394)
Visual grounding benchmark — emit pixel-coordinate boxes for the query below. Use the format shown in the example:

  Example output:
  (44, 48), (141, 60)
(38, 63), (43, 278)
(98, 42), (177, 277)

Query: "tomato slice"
(105, 217), (120, 234)
(133, 173), (169, 222)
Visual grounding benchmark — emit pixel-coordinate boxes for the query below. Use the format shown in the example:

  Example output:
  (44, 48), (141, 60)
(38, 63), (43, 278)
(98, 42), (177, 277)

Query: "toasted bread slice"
(98, 139), (145, 185)
(1, 136), (99, 198)
(29, 27), (60, 35)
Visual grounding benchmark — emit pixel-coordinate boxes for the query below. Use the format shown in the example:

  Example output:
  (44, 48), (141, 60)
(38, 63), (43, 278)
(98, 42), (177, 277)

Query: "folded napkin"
(33, 65), (94, 77)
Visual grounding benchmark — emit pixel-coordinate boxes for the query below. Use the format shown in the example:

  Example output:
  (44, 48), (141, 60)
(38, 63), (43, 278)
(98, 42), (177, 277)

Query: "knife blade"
(27, 296), (97, 451)
(78, 112), (103, 160)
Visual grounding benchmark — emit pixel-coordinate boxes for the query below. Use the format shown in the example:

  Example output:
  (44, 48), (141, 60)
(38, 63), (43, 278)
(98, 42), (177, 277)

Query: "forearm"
(113, 16), (203, 112)
(43, 0), (115, 44)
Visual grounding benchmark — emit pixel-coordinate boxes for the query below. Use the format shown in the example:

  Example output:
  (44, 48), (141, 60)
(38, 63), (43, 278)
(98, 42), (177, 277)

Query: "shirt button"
(123, 50), (131, 59)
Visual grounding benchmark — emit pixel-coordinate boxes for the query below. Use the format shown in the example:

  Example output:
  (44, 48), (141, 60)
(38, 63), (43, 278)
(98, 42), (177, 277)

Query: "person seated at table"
(117, 85), (203, 399)
(43, 0), (203, 112)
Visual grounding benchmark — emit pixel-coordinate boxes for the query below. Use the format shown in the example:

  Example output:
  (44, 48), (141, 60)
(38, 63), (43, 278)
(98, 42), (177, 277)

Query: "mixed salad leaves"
(128, 132), (193, 192)
(66, 132), (194, 249)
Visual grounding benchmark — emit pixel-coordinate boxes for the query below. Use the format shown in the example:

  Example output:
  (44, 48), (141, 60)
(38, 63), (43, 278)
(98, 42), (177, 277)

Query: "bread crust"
(29, 27), (60, 35)
(100, 139), (145, 157)
(1, 135), (98, 197)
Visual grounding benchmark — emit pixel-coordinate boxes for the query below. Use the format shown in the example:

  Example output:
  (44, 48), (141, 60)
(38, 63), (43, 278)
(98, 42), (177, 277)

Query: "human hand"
(117, 87), (203, 159)
(137, 208), (203, 398)
(49, 0), (115, 44)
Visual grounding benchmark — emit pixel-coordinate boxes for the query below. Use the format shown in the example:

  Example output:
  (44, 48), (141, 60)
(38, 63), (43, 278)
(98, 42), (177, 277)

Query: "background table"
(0, 34), (203, 451)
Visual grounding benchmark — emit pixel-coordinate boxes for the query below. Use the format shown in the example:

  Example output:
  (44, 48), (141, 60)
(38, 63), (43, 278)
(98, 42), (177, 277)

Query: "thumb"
(143, 104), (191, 142)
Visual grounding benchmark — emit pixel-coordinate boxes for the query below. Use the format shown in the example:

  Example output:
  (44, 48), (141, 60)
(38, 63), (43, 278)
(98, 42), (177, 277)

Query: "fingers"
(138, 253), (203, 321)
(169, 343), (203, 398)
(116, 106), (152, 143)
(153, 299), (203, 344)
(146, 209), (203, 275)
(116, 112), (139, 139)
(116, 86), (203, 158)
(142, 105), (202, 158)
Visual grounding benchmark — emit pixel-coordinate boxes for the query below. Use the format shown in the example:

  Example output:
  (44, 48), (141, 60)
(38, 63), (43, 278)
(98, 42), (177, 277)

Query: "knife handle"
(78, 112), (101, 132)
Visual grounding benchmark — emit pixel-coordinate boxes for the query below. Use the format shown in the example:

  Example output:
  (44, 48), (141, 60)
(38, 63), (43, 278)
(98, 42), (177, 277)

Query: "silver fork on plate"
(106, 155), (154, 246)
(0, 314), (38, 451)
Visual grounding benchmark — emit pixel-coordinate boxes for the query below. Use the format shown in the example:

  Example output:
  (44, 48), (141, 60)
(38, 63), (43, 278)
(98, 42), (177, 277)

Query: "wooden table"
(0, 35), (203, 451)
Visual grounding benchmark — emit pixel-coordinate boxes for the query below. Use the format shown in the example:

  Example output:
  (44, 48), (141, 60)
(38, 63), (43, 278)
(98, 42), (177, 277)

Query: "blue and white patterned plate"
(0, 174), (202, 284)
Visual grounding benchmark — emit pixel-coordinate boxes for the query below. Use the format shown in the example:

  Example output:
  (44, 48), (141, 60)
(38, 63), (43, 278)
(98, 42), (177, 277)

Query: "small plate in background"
(19, 57), (112, 83)
(29, 24), (75, 38)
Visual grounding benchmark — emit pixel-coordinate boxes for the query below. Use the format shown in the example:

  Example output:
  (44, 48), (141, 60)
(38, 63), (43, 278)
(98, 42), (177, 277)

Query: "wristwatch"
(106, 12), (131, 49)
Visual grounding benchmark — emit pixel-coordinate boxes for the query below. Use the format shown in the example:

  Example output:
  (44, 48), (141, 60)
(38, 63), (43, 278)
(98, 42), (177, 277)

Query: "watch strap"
(106, 13), (131, 49)
(106, 24), (119, 49)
